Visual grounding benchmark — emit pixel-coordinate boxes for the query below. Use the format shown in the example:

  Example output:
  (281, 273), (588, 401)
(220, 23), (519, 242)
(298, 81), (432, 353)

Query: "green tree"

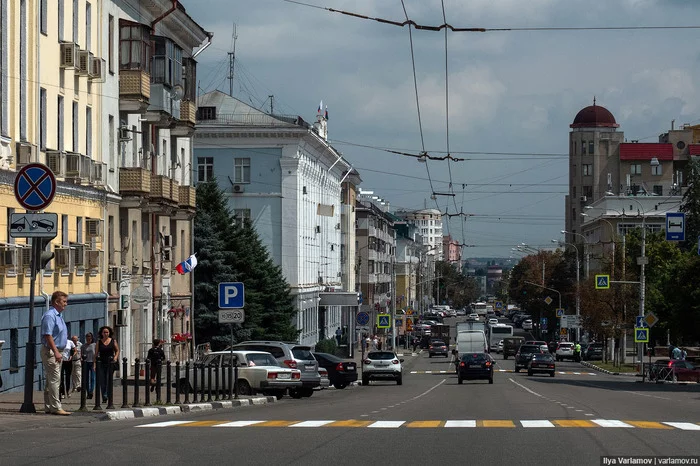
(680, 157), (700, 252)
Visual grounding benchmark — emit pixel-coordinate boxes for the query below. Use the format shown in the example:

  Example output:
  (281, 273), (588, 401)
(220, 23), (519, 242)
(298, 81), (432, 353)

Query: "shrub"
(314, 338), (338, 354)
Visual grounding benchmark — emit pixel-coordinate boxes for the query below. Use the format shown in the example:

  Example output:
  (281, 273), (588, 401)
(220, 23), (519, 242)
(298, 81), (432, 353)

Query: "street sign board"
(595, 275), (610, 289)
(218, 309), (245, 324)
(635, 316), (648, 328)
(556, 308), (565, 318)
(395, 318), (403, 328)
(319, 292), (362, 306)
(560, 328), (567, 336)
(540, 317), (548, 330)
(9, 212), (58, 239)
(644, 312), (659, 328)
(377, 314), (391, 328)
(356, 311), (370, 326)
(406, 318), (413, 331)
(544, 296), (553, 305)
(666, 212), (685, 241)
(495, 301), (503, 309)
(634, 327), (649, 343)
(14, 163), (57, 211)
(218, 282), (245, 308)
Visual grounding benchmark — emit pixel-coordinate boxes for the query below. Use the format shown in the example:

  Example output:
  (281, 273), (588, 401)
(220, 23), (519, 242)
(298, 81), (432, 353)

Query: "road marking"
(626, 421), (672, 429)
(329, 420), (373, 427)
(509, 378), (543, 398)
(592, 419), (633, 428)
(214, 420), (264, 427)
(177, 420), (227, 427)
(479, 420), (515, 428)
(521, 420), (555, 428)
(290, 420), (335, 427)
(554, 420), (597, 427)
(663, 422), (700, 430)
(444, 420), (476, 428)
(254, 420), (298, 427)
(368, 421), (405, 428)
(136, 420), (194, 427)
(406, 420), (443, 428)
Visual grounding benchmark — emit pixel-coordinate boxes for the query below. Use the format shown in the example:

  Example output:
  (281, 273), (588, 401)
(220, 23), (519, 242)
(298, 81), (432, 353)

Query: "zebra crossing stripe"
(368, 421), (405, 428)
(592, 419), (633, 428)
(214, 420), (264, 427)
(136, 420), (194, 427)
(520, 420), (555, 428)
(663, 422), (700, 430)
(444, 420), (476, 428)
(291, 420), (335, 427)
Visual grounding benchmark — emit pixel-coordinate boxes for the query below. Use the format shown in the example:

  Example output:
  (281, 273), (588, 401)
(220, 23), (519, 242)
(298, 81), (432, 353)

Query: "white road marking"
(509, 378), (543, 398)
(585, 414), (595, 416)
(521, 420), (555, 428)
(136, 421), (194, 428)
(213, 420), (263, 427)
(444, 420), (476, 428)
(663, 422), (700, 430)
(592, 420), (633, 428)
(291, 421), (335, 427)
(368, 421), (405, 428)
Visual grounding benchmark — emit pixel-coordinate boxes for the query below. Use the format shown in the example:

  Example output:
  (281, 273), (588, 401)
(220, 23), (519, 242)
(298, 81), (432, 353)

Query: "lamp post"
(561, 230), (589, 279)
(553, 240), (580, 342)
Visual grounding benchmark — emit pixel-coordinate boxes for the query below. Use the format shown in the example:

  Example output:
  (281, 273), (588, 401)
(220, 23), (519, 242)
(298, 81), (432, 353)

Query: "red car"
(650, 359), (700, 383)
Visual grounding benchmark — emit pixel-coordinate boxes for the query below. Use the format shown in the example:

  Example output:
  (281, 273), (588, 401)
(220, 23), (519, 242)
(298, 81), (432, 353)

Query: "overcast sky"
(188, 0), (700, 258)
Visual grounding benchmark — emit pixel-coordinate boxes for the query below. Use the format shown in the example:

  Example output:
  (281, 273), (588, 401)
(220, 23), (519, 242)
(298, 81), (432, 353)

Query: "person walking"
(672, 346), (682, 360)
(147, 338), (166, 392)
(40, 291), (71, 415)
(95, 326), (120, 404)
(82, 333), (96, 399)
(70, 335), (82, 394)
(574, 342), (582, 362)
(60, 336), (76, 399)
(335, 327), (342, 346)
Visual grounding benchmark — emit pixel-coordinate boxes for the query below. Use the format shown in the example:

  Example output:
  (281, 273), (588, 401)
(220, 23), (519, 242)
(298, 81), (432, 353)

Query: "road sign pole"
(20, 240), (39, 413)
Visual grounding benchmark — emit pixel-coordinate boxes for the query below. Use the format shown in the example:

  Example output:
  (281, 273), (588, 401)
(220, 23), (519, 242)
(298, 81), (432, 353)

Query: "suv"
(555, 342), (575, 361)
(362, 351), (404, 385)
(514, 344), (543, 372)
(428, 340), (448, 358)
(583, 343), (604, 361)
(231, 341), (320, 398)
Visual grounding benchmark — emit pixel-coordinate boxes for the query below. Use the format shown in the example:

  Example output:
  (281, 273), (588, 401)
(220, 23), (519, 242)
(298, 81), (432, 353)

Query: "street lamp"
(553, 239), (580, 342)
(561, 230), (589, 279)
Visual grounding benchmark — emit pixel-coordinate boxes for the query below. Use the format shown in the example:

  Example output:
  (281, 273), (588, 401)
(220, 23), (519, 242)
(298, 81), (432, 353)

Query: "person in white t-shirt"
(60, 338), (76, 399)
(70, 335), (82, 393)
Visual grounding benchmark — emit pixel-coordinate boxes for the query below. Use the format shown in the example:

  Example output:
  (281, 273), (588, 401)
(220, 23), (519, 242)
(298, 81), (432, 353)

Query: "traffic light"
(38, 238), (54, 271)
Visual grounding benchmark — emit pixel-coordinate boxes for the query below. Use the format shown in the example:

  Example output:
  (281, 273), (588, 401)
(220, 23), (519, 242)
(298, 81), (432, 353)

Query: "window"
(197, 106), (216, 120)
(62, 214), (69, 245)
(119, 20), (151, 72)
(651, 164), (662, 176)
(630, 164), (642, 175)
(108, 15), (114, 73)
(85, 2), (91, 51)
(588, 141), (594, 155)
(582, 164), (592, 176)
(0, 0), (6, 137)
(108, 115), (115, 170)
(40, 0), (47, 35)
(72, 0), (78, 44)
(76, 216), (83, 243)
(19, 0), (27, 140)
(572, 186), (576, 198)
(653, 185), (663, 196)
(572, 165), (576, 177)
(7, 207), (14, 244)
(57, 96), (64, 151)
(234, 158), (250, 183)
(86, 106), (92, 156)
(108, 215), (114, 265)
(233, 209), (251, 225)
(58, 0), (63, 41)
(581, 140), (586, 155)
(39, 88), (47, 151)
(197, 157), (213, 182)
(152, 36), (182, 88)
(72, 101), (78, 152)
(583, 186), (593, 198)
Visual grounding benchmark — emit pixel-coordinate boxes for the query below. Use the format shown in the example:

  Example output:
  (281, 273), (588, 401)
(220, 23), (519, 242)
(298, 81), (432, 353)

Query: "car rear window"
(314, 352), (341, 363)
(367, 352), (396, 360)
(532, 354), (553, 361)
(559, 343), (573, 348)
(431, 341), (446, 347)
(461, 353), (488, 363)
(519, 345), (541, 353)
(246, 353), (279, 367)
(292, 347), (315, 361)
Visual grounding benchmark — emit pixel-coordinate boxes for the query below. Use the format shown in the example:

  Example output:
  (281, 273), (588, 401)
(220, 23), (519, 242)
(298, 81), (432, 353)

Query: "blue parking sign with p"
(219, 282), (245, 308)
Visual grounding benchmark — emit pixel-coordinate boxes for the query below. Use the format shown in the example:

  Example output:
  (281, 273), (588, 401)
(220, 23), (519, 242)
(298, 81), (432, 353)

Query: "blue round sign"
(356, 311), (370, 326)
(14, 163), (57, 211)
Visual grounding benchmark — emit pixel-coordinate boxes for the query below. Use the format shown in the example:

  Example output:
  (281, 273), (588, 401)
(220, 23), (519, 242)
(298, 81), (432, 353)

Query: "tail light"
(336, 362), (344, 372)
(284, 360), (297, 369)
(548, 364), (555, 368)
(364, 359), (371, 365)
(392, 359), (399, 364)
(668, 361), (674, 367)
(460, 362), (465, 367)
(429, 345), (434, 349)
(267, 372), (278, 379)
(292, 371), (301, 379)
(485, 361), (492, 367)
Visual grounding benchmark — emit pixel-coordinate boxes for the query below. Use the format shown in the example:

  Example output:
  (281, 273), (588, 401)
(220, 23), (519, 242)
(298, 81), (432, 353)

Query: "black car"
(583, 343), (604, 361)
(514, 344), (543, 372)
(428, 340), (448, 358)
(311, 352), (358, 389)
(457, 353), (494, 384)
(527, 353), (556, 377)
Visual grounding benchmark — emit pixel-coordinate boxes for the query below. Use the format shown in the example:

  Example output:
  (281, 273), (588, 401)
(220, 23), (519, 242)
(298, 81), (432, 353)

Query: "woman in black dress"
(94, 326), (120, 403)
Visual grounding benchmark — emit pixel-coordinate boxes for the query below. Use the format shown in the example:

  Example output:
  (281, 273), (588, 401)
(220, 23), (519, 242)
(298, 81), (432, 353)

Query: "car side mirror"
(399, 359), (404, 363)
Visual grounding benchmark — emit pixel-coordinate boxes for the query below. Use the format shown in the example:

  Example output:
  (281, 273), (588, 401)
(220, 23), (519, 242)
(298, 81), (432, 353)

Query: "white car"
(317, 367), (330, 389)
(488, 318), (499, 325)
(362, 351), (404, 385)
(497, 340), (504, 353)
(522, 319), (533, 330)
(555, 342), (575, 361)
(468, 313), (480, 320)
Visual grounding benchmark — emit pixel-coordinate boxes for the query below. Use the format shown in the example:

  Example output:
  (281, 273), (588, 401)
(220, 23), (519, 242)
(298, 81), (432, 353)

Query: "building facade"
(395, 208), (443, 260)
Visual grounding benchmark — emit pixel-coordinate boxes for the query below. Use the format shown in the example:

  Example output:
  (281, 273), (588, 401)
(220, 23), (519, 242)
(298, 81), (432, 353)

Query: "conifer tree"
(680, 157), (700, 251)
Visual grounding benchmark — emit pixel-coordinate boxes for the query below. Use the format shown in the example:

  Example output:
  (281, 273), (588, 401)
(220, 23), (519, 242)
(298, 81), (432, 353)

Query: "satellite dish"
(172, 84), (184, 101)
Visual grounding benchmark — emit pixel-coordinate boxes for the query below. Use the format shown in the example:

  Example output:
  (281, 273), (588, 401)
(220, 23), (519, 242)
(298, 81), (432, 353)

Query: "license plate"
(277, 373), (290, 379)
(376, 362), (388, 366)
(346, 365), (355, 371)
(305, 364), (315, 370)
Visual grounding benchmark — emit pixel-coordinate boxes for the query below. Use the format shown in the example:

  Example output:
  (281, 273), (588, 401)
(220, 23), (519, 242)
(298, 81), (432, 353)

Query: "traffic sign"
(218, 282), (245, 308)
(635, 316), (648, 328)
(560, 328), (567, 336)
(556, 308), (565, 318)
(595, 275), (610, 289)
(495, 301), (503, 309)
(356, 311), (370, 326)
(395, 318), (402, 328)
(644, 312), (659, 328)
(544, 296), (553, 305)
(377, 314), (391, 328)
(406, 318), (413, 331)
(540, 317), (548, 330)
(634, 327), (649, 343)
(9, 212), (58, 239)
(666, 212), (685, 241)
(14, 163), (57, 211)
(218, 309), (245, 324)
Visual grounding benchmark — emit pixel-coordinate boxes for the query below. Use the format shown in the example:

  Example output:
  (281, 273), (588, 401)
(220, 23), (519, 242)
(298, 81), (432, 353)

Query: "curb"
(580, 360), (640, 377)
(100, 396), (275, 421)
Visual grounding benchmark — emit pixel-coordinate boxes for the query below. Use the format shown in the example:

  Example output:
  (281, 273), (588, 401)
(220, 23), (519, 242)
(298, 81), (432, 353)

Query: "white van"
(455, 330), (488, 357)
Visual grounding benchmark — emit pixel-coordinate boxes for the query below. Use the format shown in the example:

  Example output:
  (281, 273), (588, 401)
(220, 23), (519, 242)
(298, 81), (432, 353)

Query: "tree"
(680, 157), (700, 252)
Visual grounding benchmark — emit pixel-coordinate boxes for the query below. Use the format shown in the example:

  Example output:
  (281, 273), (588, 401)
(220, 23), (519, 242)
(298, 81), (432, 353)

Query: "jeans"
(85, 362), (96, 395)
(60, 361), (72, 396)
(96, 361), (113, 401)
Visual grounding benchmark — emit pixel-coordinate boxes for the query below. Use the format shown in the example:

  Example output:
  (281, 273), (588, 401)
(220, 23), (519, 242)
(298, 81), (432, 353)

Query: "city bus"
(487, 323), (514, 352)
(471, 302), (488, 317)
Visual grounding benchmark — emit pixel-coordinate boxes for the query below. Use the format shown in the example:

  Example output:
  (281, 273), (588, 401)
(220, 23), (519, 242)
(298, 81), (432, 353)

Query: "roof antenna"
(593, 96), (596, 106)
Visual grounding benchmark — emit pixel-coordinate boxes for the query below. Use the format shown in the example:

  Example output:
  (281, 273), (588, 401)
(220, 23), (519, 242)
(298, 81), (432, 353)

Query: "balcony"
(119, 168), (151, 195)
(179, 185), (196, 209)
(171, 101), (197, 137)
(170, 181), (180, 203)
(150, 174), (171, 199)
(119, 70), (150, 112)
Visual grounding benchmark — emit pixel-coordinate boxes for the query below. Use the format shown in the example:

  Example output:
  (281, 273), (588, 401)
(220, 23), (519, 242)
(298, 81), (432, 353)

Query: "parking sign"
(218, 282), (245, 308)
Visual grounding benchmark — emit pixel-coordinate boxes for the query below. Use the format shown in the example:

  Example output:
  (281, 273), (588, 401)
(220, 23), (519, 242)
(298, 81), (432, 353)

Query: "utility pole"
(227, 24), (237, 97)
(269, 95), (274, 114)
(391, 252), (396, 350)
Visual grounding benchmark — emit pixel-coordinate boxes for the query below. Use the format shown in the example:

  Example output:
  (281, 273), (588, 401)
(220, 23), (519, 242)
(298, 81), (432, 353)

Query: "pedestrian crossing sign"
(377, 314), (391, 328)
(634, 327), (649, 343)
(595, 275), (610, 289)
(556, 308), (565, 318)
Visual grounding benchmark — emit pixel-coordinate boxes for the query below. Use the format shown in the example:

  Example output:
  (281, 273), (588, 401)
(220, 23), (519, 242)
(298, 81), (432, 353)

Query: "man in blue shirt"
(40, 291), (70, 415)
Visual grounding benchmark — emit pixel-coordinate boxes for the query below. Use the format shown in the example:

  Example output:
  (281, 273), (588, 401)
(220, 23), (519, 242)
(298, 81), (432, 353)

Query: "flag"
(317, 100), (323, 114)
(324, 105), (328, 120)
(175, 254), (198, 275)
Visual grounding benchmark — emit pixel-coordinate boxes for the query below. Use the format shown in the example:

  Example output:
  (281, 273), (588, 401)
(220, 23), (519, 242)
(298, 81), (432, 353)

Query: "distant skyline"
(189, 0), (700, 257)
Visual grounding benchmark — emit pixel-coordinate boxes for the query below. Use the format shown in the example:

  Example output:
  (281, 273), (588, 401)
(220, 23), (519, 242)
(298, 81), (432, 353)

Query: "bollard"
(192, 362), (198, 403)
(184, 361), (191, 404)
(155, 360), (162, 403)
(222, 363), (228, 400)
(93, 360), (102, 411)
(144, 359), (151, 406)
(121, 358), (129, 408)
(107, 358), (115, 410)
(199, 363), (206, 402)
(78, 360), (88, 412)
(165, 361), (171, 404)
(234, 359), (239, 399)
(132, 358), (141, 408)
(228, 361), (233, 400)
(214, 364), (220, 401)
(207, 363), (213, 402)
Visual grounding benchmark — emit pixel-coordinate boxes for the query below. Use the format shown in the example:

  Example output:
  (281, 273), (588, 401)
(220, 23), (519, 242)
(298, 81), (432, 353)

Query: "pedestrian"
(681, 348), (687, 361)
(669, 344), (674, 359)
(60, 335), (76, 399)
(95, 326), (120, 404)
(147, 338), (166, 392)
(372, 335), (378, 350)
(40, 291), (71, 415)
(335, 327), (342, 346)
(70, 335), (82, 394)
(574, 341), (582, 362)
(365, 335), (371, 352)
(672, 346), (682, 360)
(82, 332), (96, 399)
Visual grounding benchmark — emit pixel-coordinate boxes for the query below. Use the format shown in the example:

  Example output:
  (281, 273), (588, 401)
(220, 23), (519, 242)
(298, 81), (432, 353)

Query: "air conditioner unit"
(46, 150), (66, 177)
(87, 250), (102, 270)
(88, 57), (103, 80)
(19, 246), (33, 272)
(71, 244), (86, 268)
(116, 308), (127, 327)
(15, 142), (35, 168)
(161, 235), (172, 248)
(91, 161), (105, 185)
(59, 42), (79, 69)
(232, 184), (245, 194)
(579, 196), (587, 202)
(77, 50), (93, 75)
(65, 152), (83, 178)
(0, 245), (18, 269)
(86, 218), (102, 239)
(161, 249), (171, 262)
(108, 265), (122, 283)
(55, 247), (70, 269)
(118, 127), (130, 141)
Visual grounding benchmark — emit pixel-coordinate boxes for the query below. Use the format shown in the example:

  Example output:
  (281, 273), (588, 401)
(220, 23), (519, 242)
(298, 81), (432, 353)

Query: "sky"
(186, 0), (700, 258)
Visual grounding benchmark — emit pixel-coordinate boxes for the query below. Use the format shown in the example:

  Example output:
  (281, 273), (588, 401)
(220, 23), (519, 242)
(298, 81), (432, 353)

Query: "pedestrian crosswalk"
(409, 370), (596, 375)
(136, 419), (700, 430)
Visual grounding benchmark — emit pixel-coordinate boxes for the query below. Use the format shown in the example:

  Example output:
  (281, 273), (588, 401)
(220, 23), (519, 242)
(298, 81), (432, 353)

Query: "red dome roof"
(570, 105), (619, 128)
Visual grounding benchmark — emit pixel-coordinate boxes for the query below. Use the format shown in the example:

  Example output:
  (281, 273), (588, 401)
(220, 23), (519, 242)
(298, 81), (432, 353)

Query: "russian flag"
(317, 100), (323, 114)
(175, 254), (198, 275)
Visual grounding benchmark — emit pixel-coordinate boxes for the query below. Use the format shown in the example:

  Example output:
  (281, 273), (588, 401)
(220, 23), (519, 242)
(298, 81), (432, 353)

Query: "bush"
(314, 338), (338, 354)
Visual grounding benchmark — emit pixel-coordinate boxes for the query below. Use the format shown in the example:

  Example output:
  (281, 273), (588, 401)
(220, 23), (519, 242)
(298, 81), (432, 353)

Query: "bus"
(487, 323), (514, 352)
(471, 302), (488, 317)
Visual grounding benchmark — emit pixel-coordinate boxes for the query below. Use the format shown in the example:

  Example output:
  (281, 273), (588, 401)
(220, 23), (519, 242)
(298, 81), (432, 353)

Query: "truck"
(457, 320), (486, 336)
(453, 330), (489, 371)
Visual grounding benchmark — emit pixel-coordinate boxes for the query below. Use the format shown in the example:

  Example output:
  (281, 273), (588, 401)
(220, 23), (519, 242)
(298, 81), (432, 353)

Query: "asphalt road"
(2, 318), (700, 466)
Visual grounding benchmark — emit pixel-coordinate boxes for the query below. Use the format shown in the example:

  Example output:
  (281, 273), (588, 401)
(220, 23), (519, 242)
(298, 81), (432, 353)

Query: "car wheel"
(300, 387), (313, 397)
(458, 376), (463, 385)
(429, 354), (432, 358)
(488, 377), (493, 384)
(514, 367), (520, 373)
(333, 383), (347, 389)
(527, 370), (533, 376)
(362, 376), (369, 386)
(396, 376), (403, 386)
(549, 371), (555, 377)
(503, 355), (507, 360)
(289, 389), (303, 399)
(236, 380), (252, 396)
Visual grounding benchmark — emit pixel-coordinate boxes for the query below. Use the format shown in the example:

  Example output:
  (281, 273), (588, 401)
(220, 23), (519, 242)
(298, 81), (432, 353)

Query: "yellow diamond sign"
(544, 296), (553, 305)
(644, 312), (659, 328)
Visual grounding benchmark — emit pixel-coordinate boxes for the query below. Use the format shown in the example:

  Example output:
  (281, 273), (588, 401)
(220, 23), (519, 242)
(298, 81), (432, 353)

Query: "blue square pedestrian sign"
(556, 308), (565, 318)
(595, 275), (610, 289)
(635, 316), (648, 328)
(377, 314), (391, 328)
(634, 327), (649, 343)
(495, 301), (503, 309)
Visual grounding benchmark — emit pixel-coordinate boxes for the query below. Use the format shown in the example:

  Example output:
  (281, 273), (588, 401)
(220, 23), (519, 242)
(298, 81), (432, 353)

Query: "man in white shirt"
(70, 335), (82, 393)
